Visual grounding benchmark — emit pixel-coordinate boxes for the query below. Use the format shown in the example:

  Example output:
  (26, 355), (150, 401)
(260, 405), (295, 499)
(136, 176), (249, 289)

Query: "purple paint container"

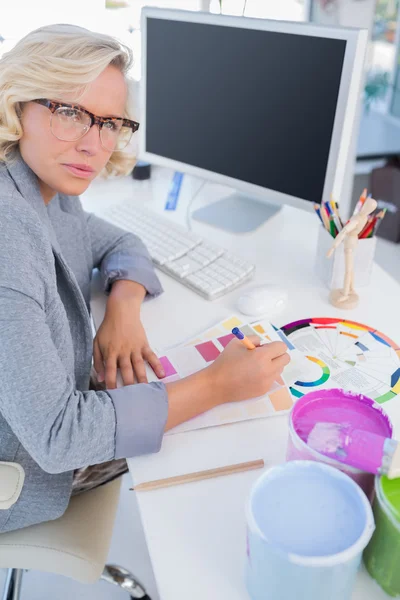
(287, 389), (392, 500)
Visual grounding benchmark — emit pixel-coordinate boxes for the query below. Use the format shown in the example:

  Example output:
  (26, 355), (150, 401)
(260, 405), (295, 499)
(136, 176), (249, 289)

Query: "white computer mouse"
(236, 285), (288, 317)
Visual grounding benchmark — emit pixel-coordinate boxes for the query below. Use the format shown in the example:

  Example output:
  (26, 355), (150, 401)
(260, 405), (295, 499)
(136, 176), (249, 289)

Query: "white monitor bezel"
(140, 8), (367, 213)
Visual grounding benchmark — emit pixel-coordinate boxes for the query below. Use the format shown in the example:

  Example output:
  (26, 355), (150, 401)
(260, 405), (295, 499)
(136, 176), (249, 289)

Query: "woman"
(0, 24), (289, 533)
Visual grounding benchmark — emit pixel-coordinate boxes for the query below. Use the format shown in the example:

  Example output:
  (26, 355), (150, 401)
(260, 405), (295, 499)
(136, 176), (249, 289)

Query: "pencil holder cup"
(315, 226), (377, 290)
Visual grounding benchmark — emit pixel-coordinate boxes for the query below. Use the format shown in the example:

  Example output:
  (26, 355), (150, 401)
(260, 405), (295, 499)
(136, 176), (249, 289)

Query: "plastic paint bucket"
(287, 388), (392, 500)
(364, 476), (400, 597)
(245, 461), (375, 600)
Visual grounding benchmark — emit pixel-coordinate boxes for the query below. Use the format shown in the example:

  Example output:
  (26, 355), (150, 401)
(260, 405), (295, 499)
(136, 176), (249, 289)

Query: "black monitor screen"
(145, 17), (346, 204)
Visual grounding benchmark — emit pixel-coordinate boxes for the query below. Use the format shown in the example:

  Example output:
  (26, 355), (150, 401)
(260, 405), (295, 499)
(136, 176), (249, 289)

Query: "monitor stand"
(191, 192), (281, 234)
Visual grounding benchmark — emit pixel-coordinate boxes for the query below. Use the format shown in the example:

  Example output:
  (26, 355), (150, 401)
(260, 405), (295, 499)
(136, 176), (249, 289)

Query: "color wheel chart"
(278, 318), (400, 405)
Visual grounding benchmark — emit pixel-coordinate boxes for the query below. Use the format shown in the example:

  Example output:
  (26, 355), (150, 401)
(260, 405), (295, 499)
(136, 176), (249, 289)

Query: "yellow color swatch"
(222, 316), (243, 330)
(340, 321), (367, 332)
(269, 388), (293, 411)
(392, 380), (400, 395)
(253, 324), (265, 334)
(204, 327), (226, 338)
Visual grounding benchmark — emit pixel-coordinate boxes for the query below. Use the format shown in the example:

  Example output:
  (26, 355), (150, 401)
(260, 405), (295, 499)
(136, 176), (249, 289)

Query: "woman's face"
(19, 65), (128, 203)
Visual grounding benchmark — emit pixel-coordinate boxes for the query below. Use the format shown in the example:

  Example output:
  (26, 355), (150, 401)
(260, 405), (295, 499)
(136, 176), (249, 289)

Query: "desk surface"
(87, 170), (400, 600)
(357, 109), (400, 160)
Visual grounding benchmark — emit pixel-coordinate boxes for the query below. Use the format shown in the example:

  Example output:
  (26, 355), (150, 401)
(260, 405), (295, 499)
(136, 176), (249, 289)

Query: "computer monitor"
(140, 8), (368, 233)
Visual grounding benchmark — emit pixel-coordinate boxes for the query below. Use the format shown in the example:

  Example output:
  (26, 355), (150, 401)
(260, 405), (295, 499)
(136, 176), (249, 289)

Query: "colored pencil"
(132, 459), (265, 492)
(329, 216), (338, 238)
(314, 203), (324, 225)
(232, 327), (256, 350)
(330, 198), (343, 229)
(359, 217), (375, 239)
(319, 202), (331, 233)
(324, 201), (333, 216)
(353, 188), (367, 216)
(372, 209), (387, 236)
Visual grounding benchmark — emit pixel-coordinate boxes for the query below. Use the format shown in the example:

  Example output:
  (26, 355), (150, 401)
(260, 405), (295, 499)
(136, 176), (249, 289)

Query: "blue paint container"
(245, 461), (374, 600)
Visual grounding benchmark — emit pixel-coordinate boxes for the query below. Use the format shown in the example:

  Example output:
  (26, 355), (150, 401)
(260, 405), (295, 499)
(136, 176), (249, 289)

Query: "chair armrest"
(0, 462), (25, 509)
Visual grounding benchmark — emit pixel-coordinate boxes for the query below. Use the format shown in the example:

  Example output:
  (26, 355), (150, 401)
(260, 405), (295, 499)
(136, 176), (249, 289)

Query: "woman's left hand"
(93, 280), (165, 389)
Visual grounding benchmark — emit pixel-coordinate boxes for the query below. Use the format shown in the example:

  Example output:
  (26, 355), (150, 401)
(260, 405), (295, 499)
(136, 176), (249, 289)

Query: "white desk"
(87, 169), (400, 600)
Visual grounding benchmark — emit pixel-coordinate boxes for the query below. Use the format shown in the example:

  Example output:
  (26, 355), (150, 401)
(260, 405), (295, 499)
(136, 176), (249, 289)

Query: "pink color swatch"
(217, 333), (235, 348)
(159, 356), (177, 377)
(195, 341), (220, 362)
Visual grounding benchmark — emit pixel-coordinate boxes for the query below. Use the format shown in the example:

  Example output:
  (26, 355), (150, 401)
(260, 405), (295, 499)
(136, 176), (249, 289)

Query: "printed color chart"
(279, 318), (400, 405)
(157, 315), (300, 435)
(152, 315), (400, 436)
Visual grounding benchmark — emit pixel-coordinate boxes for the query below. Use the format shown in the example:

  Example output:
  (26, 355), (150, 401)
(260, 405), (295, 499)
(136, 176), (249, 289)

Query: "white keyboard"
(102, 200), (255, 300)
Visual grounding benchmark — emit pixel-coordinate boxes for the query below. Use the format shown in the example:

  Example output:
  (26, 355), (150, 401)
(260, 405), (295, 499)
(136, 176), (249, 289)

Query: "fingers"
(144, 348), (165, 379)
(105, 353), (118, 389)
(248, 335), (262, 348)
(131, 352), (148, 384)
(119, 356), (135, 387)
(93, 339), (105, 383)
(272, 352), (291, 371)
(261, 341), (288, 358)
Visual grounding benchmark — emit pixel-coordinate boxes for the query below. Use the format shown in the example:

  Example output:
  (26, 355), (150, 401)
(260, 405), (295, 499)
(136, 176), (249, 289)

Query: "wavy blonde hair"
(0, 23), (137, 176)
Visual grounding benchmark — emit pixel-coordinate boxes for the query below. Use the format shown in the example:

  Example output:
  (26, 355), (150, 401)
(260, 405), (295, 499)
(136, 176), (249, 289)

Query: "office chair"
(0, 462), (151, 599)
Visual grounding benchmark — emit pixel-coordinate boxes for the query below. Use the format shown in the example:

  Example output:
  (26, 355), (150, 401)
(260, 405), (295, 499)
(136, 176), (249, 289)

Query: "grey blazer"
(0, 152), (168, 533)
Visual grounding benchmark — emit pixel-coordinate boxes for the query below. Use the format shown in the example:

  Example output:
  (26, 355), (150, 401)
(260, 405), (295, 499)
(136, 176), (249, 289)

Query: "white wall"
(310, 0), (377, 218)
(0, 0), (106, 38)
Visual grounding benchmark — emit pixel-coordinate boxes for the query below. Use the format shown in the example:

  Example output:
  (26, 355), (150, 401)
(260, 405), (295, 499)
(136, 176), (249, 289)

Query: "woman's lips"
(62, 163), (95, 178)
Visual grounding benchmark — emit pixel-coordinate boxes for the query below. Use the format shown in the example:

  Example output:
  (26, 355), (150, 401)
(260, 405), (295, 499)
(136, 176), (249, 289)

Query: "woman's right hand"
(164, 336), (290, 431)
(208, 336), (290, 404)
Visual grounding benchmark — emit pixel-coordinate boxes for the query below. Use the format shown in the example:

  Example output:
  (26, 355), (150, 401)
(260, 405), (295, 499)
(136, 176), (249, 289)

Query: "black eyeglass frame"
(32, 98), (140, 145)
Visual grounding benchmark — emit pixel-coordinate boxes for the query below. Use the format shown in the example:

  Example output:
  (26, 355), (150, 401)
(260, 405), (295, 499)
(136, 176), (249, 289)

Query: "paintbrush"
(307, 422), (400, 479)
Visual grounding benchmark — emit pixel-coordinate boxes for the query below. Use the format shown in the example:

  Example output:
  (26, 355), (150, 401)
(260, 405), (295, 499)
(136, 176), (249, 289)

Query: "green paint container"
(364, 476), (400, 596)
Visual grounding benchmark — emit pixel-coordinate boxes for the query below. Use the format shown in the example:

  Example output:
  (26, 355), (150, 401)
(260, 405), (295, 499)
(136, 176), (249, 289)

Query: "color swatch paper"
(195, 341), (220, 362)
(149, 315), (305, 436)
(159, 356), (177, 377)
(217, 333), (235, 348)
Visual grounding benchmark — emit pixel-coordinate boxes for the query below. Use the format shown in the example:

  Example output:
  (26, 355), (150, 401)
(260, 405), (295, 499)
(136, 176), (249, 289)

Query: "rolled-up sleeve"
(85, 212), (163, 297)
(108, 381), (169, 458)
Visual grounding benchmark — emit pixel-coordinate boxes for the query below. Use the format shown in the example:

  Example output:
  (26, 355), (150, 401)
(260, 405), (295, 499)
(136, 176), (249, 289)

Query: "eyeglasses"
(32, 98), (140, 152)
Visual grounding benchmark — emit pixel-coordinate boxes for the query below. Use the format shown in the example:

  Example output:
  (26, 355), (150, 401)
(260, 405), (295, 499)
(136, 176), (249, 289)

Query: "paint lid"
(378, 476), (400, 522)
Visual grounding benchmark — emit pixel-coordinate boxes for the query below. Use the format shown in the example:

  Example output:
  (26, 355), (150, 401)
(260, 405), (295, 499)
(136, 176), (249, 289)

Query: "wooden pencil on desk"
(131, 459), (265, 492)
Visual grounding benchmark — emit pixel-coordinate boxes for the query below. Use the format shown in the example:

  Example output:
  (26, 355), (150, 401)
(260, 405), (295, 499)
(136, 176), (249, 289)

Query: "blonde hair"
(0, 23), (137, 176)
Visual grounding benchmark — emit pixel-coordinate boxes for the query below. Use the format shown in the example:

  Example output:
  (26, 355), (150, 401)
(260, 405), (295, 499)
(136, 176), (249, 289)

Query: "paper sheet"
(146, 315), (310, 435)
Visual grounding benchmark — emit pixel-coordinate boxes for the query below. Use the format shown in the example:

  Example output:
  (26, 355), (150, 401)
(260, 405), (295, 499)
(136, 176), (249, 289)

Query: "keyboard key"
(102, 200), (255, 300)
